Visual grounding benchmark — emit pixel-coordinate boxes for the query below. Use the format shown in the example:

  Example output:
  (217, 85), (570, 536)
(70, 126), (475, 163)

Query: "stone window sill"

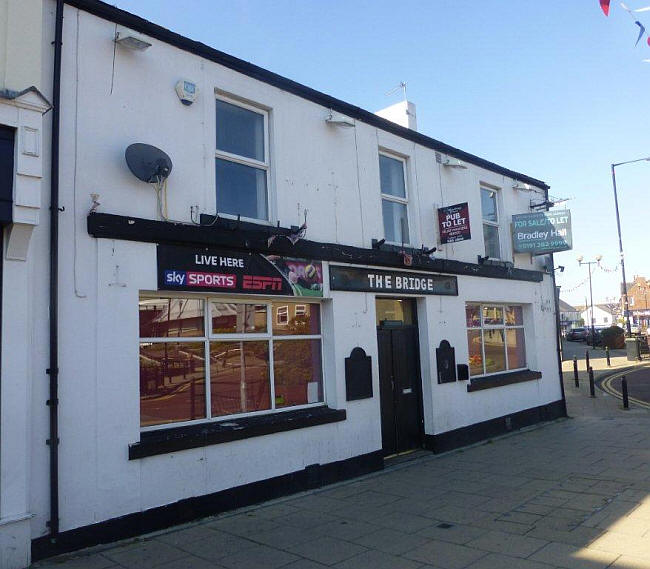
(467, 370), (542, 392)
(129, 406), (346, 459)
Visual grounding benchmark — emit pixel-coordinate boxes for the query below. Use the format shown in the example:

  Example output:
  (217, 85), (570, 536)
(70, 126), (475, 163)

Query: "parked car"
(585, 327), (606, 346)
(565, 327), (587, 341)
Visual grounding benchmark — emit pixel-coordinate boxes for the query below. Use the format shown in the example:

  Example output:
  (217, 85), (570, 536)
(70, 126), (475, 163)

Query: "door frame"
(376, 297), (425, 455)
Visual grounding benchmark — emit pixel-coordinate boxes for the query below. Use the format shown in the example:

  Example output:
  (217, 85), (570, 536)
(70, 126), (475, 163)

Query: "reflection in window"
(505, 306), (524, 326)
(273, 340), (323, 408)
(506, 329), (526, 369)
(139, 296), (324, 428)
(465, 305), (481, 328)
(467, 329), (483, 376)
(276, 305), (289, 326)
(139, 342), (206, 426)
(483, 329), (506, 374)
(139, 298), (204, 338)
(482, 305), (503, 326)
(272, 302), (320, 335)
(211, 302), (267, 334)
(210, 341), (270, 416)
(465, 303), (526, 377)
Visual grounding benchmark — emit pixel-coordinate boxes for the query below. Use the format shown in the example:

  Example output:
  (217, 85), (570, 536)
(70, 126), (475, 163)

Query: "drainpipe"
(544, 186), (567, 418)
(47, 0), (64, 542)
(550, 256), (567, 417)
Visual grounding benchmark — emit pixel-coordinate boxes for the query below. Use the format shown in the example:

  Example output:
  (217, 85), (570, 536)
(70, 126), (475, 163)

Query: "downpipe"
(47, 0), (64, 543)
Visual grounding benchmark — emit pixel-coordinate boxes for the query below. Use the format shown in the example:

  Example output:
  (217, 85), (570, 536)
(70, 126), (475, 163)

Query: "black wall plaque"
(457, 364), (469, 381)
(330, 265), (458, 295)
(345, 347), (373, 401)
(436, 340), (457, 384)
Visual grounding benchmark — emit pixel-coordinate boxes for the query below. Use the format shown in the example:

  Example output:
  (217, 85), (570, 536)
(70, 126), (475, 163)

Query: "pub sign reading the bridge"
(157, 244), (323, 297)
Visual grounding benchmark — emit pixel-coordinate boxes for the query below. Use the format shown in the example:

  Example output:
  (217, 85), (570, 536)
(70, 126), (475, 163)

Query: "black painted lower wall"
(424, 399), (566, 454)
(32, 450), (384, 562)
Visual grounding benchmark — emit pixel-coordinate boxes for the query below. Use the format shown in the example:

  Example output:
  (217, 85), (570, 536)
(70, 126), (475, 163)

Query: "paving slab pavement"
(32, 347), (650, 569)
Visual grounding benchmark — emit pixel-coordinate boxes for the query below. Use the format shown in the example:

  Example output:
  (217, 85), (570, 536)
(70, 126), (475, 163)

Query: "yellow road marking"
(600, 365), (650, 410)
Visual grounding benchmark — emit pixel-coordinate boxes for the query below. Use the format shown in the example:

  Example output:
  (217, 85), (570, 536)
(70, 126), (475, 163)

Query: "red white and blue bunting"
(600, 2), (650, 59)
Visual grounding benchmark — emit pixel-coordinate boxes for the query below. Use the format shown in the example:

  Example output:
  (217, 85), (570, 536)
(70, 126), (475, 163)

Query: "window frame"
(466, 303), (527, 378)
(480, 186), (501, 260)
(379, 151), (410, 246)
(214, 95), (271, 223)
(139, 295), (324, 432)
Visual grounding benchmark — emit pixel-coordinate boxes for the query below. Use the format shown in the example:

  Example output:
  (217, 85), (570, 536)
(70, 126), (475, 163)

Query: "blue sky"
(114, 0), (650, 307)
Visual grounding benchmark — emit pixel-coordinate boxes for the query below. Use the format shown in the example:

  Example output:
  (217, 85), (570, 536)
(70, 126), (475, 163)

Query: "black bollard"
(589, 367), (595, 398)
(606, 346), (611, 367)
(573, 356), (579, 387)
(622, 376), (629, 410)
(585, 350), (590, 371)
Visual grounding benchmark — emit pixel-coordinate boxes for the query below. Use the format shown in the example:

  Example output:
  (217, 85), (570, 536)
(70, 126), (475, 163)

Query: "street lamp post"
(578, 255), (602, 348)
(612, 156), (650, 336)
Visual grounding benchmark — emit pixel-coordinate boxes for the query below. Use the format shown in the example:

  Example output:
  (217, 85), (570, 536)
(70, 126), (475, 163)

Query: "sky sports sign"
(157, 245), (323, 297)
(511, 210), (573, 255)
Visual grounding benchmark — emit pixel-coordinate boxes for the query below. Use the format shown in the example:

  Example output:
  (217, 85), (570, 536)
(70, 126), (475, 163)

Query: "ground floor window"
(466, 303), (526, 377)
(139, 296), (323, 428)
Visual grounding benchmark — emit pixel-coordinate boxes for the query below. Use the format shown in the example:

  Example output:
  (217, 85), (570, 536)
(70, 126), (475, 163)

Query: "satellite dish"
(125, 143), (173, 183)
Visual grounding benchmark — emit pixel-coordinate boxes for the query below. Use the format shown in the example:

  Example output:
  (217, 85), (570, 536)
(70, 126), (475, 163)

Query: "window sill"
(466, 369), (542, 392)
(129, 406), (346, 460)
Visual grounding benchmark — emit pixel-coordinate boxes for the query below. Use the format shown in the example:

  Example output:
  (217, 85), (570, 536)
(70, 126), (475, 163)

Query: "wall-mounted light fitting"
(372, 238), (386, 249)
(114, 30), (152, 50)
(325, 110), (355, 128)
(435, 152), (467, 170)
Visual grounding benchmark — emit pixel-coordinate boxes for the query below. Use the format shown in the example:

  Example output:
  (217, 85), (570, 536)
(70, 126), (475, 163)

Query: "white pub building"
(0, 1), (565, 566)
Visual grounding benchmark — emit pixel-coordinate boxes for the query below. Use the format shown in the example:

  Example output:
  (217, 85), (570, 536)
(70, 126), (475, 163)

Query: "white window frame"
(139, 295), (324, 432)
(466, 303), (527, 378)
(480, 186), (501, 260)
(379, 151), (410, 245)
(276, 304), (289, 325)
(215, 95), (271, 223)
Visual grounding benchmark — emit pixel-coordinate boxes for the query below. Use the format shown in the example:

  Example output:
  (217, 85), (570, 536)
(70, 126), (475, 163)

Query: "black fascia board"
(66, 0), (549, 191)
(87, 212), (544, 283)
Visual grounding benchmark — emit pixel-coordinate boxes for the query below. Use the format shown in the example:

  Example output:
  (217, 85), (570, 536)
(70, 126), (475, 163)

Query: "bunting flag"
(621, 2), (650, 11)
(601, 0), (611, 15)
(636, 20), (646, 44)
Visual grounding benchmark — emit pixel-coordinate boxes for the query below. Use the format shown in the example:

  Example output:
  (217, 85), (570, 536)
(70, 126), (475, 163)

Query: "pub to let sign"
(511, 210), (573, 255)
(438, 202), (471, 244)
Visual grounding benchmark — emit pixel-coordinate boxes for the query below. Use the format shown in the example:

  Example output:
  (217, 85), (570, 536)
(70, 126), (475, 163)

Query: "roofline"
(65, 0), (549, 190)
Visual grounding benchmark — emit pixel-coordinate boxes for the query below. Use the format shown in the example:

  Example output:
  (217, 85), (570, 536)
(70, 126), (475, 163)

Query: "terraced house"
(0, 1), (566, 567)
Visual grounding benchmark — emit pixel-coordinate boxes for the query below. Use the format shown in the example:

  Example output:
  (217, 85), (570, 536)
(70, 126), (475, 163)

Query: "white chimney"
(375, 100), (417, 131)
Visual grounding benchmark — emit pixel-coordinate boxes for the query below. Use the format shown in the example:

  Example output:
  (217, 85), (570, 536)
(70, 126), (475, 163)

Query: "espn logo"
(243, 275), (283, 291)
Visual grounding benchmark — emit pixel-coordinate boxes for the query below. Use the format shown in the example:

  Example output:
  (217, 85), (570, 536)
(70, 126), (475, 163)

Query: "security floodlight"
(114, 31), (152, 51)
(325, 111), (355, 128)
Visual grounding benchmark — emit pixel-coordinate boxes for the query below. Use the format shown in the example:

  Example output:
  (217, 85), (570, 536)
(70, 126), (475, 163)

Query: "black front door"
(377, 302), (423, 455)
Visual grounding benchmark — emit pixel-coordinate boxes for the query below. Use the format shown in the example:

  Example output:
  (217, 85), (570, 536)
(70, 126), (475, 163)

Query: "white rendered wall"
(23, 2), (562, 542)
